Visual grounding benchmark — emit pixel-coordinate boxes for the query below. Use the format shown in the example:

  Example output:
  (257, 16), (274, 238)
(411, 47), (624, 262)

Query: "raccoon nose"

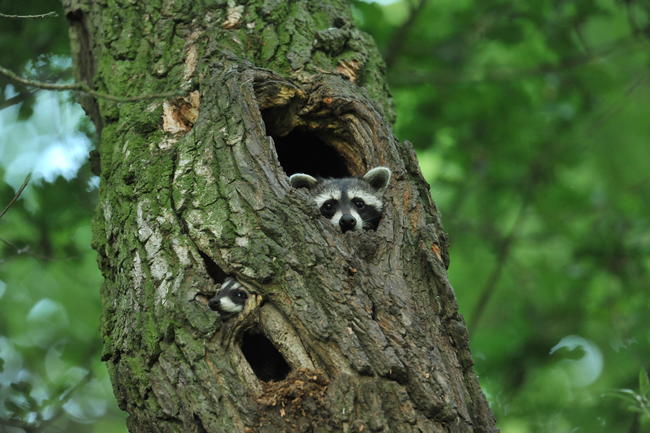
(208, 297), (220, 311)
(339, 214), (356, 232)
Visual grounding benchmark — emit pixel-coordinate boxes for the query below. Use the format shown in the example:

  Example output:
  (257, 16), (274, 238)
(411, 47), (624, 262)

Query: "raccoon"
(289, 166), (391, 233)
(208, 277), (249, 317)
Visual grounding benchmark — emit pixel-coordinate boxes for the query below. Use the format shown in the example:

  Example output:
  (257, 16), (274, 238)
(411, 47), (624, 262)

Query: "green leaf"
(10, 381), (32, 395)
(603, 389), (639, 405)
(640, 369), (650, 398)
(4, 399), (25, 416)
(641, 411), (650, 423)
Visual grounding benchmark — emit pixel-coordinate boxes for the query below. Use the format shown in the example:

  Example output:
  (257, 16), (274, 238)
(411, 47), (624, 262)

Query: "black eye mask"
(289, 166), (391, 233)
(209, 277), (249, 317)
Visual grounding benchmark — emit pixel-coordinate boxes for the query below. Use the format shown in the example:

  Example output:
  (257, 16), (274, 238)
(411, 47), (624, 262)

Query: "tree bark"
(63, 1), (497, 432)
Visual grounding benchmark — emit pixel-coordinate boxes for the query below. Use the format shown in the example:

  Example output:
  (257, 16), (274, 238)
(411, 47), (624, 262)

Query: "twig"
(624, 1), (642, 37)
(0, 173), (31, 220)
(0, 11), (57, 19)
(0, 89), (34, 110)
(1, 238), (36, 261)
(468, 203), (525, 334)
(0, 417), (39, 433)
(587, 70), (649, 133)
(0, 372), (93, 433)
(468, 167), (540, 334)
(0, 236), (84, 262)
(0, 65), (184, 102)
(384, 0), (426, 69)
(37, 372), (93, 430)
(392, 37), (648, 86)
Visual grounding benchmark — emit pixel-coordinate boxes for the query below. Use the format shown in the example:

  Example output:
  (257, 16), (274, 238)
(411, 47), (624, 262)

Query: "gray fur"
(208, 278), (249, 318)
(290, 166), (392, 232)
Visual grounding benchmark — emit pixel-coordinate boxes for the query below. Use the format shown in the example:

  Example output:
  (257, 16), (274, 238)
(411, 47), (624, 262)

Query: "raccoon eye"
(233, 290), (248, 300)
(352, 198), (365, 209)
(321, 199), (337, 212)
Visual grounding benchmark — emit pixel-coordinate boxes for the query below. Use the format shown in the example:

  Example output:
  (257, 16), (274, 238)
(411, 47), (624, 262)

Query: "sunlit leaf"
(10, 381), (32, 394)
(5, 399), (26, 415)
(639, 369), (650, 398)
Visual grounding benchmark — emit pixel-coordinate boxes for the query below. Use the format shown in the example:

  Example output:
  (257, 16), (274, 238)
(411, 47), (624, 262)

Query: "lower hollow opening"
(241, 329), (291, 382)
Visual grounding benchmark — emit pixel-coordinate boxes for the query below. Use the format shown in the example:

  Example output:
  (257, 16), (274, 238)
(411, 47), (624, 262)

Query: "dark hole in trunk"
(198, 251), (227, 284)
(272, 129), (349, 178)
(193, 414), (208, 433)
(241, 330), (291, 382)
(260, 109), (350, 178)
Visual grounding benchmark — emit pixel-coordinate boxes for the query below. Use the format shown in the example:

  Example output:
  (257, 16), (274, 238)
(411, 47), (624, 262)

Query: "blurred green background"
(1, 0), (649, 432)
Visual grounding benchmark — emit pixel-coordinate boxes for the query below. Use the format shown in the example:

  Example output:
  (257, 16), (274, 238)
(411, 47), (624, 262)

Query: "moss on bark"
(64, 0), (497, 432)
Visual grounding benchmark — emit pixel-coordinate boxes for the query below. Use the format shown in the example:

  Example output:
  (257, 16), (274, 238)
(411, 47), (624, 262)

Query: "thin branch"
(0, 236), (84, 262)
(587, 69), (649, 133)
(0, 372), (93, 433)
(392, 37), (648, 86)
(624, 1), (642, 37)
(0, 11), (57, 19)
(37, 372), (93, 431)
(384, 0), (426, 69)
(468, 168), (540, 334)
(572, 20), (593, 55)
(0, 173), (31, 220)
(0, 65), (184, 102)
(0, 417), (39, 433)
(0, 89), (34, 109)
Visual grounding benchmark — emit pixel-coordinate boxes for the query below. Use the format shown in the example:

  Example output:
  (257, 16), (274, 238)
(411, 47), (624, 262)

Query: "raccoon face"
(209, 278), (249, 317)
(289, 166), (391, 233)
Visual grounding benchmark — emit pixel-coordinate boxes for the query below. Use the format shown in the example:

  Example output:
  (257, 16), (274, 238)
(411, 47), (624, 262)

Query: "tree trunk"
(63, 1), (497, 432)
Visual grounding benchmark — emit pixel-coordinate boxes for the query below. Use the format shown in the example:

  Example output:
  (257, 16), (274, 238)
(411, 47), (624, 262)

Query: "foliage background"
(1, 0), (648, 432)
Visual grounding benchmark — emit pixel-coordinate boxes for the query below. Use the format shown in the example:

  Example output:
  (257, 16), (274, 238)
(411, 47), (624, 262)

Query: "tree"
(61, 1), (497, 432)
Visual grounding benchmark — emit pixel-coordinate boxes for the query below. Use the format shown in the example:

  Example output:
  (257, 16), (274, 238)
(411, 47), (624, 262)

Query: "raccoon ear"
(363, 166), (391, 190)
(289, 173), (319, 189)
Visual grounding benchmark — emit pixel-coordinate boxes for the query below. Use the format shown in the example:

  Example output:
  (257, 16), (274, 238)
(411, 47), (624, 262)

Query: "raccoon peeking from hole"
(208, 278), (249, 318)
(289, 166), (391, 233)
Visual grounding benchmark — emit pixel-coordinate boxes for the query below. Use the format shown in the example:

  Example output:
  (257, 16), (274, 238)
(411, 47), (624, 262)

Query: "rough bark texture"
(63, 1), (498, 432)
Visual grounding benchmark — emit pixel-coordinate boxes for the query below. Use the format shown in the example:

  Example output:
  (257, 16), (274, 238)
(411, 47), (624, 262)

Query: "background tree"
(1, 0), (649, 432)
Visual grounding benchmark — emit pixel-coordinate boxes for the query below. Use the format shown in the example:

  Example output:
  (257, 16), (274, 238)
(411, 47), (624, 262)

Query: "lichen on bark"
(64, 0), (498, 432)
